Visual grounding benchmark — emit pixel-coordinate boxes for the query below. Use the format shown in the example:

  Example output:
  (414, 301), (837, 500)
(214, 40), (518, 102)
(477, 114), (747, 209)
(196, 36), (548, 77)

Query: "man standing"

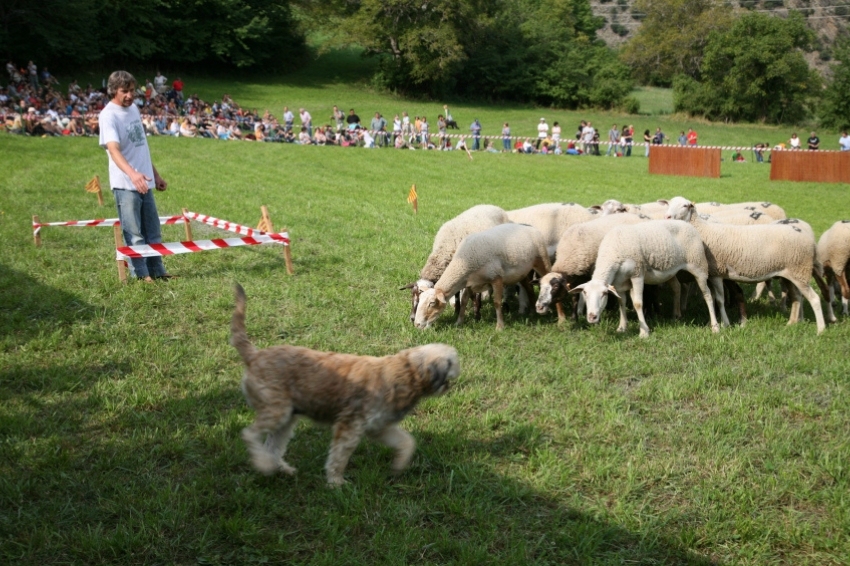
(807, 131), (820, 150)
(536, 118), (549, 150)
(299, 108), (312, 137)
(606, 124), (620, 156)
(283, 106), (294, 132)
(154, 71), (167, 94)
(370, 112), (387, 146)
(470, 119), (482, 151)
(581, 121), (595, 155)
(99, 70), (171, 283)
(686, 128), (698, 146)
(840, 131), (850, 151)
(171, 76), (184, 103)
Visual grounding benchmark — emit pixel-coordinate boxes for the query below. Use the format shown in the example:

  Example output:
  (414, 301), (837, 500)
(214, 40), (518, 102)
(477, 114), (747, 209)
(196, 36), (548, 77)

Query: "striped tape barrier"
(182, 211), (272, 239)
(32, 214), (186, 236)
(115, 231), (290, 259)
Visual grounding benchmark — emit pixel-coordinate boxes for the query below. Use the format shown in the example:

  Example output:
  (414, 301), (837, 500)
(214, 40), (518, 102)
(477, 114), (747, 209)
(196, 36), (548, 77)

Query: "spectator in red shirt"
(172, 77), (184, 103)
(686, 128), (697, 146)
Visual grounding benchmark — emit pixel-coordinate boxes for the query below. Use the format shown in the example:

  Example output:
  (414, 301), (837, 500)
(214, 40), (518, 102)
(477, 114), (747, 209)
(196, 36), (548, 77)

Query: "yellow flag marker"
(407, 184), (418, 214)
(85, 175), (104, 206)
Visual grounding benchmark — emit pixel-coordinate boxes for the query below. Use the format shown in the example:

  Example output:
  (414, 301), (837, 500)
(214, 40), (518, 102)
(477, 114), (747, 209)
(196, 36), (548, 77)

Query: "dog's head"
(406, 343), (460, 396)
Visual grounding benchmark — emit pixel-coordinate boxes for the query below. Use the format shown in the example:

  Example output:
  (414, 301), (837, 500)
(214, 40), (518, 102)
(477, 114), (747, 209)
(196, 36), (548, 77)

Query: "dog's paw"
(326, 475), (348, 488)
(250, 450), (281, 476)
(279, 461), (297, 475)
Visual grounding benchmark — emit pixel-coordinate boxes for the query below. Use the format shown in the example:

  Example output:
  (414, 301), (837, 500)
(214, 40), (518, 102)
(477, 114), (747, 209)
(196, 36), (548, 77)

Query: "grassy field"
(3, 61), (850, 565)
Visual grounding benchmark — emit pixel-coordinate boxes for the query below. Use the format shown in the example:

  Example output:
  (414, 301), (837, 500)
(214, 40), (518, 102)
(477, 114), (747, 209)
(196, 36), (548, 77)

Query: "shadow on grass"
(0, 263), (94, 344)
(2, 373), (720, 565)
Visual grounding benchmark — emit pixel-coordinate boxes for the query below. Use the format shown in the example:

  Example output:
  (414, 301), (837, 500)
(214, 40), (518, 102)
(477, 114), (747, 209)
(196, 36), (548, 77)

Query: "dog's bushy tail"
(231, 283), (258, 364)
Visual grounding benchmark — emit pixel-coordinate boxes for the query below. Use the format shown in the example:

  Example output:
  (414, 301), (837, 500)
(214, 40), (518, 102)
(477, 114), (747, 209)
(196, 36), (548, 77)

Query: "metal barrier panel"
(770, 151), (850, 183)
(648, 146), (721, 178)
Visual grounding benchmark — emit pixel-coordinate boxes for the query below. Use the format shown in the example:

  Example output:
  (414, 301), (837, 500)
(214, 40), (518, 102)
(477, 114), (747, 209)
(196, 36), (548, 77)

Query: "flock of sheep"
(402, 199), (850, 336)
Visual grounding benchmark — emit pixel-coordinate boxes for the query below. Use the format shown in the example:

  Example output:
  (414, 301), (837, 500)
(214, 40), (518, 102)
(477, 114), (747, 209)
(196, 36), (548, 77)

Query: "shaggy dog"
(231, 283), (460, 486)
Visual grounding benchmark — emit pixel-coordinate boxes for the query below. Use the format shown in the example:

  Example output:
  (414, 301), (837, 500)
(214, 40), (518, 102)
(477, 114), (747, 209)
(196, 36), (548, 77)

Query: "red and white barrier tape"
(182, 211), (268, 237)
(32, 214), (186, 236)
(115, 232), (290, 259)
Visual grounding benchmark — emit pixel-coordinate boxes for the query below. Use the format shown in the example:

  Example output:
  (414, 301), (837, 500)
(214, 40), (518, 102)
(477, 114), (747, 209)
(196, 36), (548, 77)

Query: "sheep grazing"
(506, 202), (599, 260)
(414, 223), (551, 330)
(401, 204), (509, 322)
(622, 200), (670, 219)
(665, 196), (827, 334)
(536, 213), (649, 324)
(594, 199), (628, 215)
(818, 220), (850, 316)
(568, 221), (721, 337)
(695, 201), (787, 221)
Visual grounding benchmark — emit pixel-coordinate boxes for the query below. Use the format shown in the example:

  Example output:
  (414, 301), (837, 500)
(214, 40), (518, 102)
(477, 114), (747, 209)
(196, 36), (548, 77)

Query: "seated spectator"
(314, 126), (328, 145)
(5, 112), (23, 134)
(521, 138), (535, 154)
(360, 127), (376, 148)
(298, 126), (312, 145)
(732, 151), (745, 162)
(179, 119), (197, 138)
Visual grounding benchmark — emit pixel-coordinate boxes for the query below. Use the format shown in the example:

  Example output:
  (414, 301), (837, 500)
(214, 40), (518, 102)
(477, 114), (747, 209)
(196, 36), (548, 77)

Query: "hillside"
(594, 0), (848, 70)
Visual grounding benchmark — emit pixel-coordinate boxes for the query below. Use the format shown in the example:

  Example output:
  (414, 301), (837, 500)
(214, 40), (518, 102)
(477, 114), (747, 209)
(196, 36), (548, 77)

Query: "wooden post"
(114, 224), (127, 283)
(32, 215), (42, 247)
(259, 205), (293, 275)
(181, 208), (193, 241)
(282, 227), (294, 275)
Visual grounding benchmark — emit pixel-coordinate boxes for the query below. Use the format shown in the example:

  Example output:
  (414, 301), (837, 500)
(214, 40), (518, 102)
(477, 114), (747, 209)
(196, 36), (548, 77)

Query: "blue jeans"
(503, 138), (510, 151)
(113, 189), (166, 279)
(472, 135), (480, 151)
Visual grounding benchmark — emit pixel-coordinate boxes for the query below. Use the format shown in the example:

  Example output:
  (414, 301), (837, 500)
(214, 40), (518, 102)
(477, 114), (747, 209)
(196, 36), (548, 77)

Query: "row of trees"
(0, 0), (305, 70)
(2, 0), (849, 126)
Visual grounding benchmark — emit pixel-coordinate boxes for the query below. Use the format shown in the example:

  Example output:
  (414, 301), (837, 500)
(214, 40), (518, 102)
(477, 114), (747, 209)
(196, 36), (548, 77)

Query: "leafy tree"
(819, 38), (850, 130)
(673, 11), (820, 124)
(620, 0), (733, 86)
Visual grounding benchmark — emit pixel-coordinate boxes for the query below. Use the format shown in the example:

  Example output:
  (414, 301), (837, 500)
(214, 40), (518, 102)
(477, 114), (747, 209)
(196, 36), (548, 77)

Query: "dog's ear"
(428, 356), (455, 392)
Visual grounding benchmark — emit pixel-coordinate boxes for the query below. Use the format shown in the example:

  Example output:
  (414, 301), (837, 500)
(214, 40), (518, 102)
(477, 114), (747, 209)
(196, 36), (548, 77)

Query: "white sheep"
(402, 204), (509, 322)
(817, 220), (850, 316)
(414, 223), (551, 330)
(695, 201), (786, 221)
(665, 197), (826, 334)
(568, 220), (721, 337)
(506, 202), (599, 259)
(622, 200), (671, 219)
(535, 213), (649, 323)
(702, 209), (776, 225)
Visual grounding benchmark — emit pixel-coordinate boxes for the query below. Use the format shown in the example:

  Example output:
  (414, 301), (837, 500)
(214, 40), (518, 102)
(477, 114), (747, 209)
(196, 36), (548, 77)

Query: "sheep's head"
(400, 279), (434, 324)
(570, 279), (620, 324)
(414, 287), (448, 329)
(536, 273), (566, 314)
(596, 199), (627, 215)
(664, 196), (695, 221)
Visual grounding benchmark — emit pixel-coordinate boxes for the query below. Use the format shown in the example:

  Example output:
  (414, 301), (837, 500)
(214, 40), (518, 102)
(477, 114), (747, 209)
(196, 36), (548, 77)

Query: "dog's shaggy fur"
(232, 284), (460, 486)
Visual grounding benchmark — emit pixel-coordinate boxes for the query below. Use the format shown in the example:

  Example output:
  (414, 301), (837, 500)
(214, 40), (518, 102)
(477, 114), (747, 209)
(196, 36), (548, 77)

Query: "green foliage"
(0, 0), (306, 70)
(301, 0), (632, 109)
(621, 0), (734, 86)
(673, 11), (820, 124)
(819, 38), (850, 130)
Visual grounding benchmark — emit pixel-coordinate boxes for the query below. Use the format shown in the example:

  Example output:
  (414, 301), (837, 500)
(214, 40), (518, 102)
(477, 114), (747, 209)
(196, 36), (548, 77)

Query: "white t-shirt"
(538, 122), (548, 138)
(790, 136), (801, 149)
(98, 101), (154, 191)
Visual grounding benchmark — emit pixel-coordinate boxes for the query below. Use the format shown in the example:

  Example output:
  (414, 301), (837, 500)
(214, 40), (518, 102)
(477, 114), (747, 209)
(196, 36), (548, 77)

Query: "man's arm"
(105, 141), (155, 194)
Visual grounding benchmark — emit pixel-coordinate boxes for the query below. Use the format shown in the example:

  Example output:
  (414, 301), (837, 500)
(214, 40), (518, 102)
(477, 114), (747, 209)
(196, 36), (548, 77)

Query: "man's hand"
(154, 172), (167, 192)
(130, 169), (151, 194)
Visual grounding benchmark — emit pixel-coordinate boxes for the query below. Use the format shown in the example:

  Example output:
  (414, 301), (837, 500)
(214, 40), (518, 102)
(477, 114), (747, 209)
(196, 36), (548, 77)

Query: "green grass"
(631, 86), (675, 116)
(3, 68), (850, 565)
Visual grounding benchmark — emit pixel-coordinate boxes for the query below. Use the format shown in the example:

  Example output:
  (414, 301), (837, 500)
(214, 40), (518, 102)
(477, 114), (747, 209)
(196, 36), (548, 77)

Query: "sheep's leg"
(708, 277), (730, 327)
(695, 273), (720, 333)
(519, 277), (536, 317)
(630, 278), (651, 337)
(785, 281), (802, 323)
(473, 292), (482, 321)
(727, 280), (746, 325)
(492, 277), (506, 330)
(790, 280), (826, 334)
(812, 268), (837, 323)
(555, 301), (567, 325)
(667, 278), (682, 319)
(455, 287), (472, 327)
(517, 284), (529, 314)
(679, 281), (692, 313)
(838, 268), (850, 315)
(614, 292), (628, 332)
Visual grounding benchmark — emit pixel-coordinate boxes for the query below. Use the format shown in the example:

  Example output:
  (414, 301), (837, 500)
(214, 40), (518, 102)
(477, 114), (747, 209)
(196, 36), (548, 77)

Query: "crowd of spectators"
(7, 62), (848, 158)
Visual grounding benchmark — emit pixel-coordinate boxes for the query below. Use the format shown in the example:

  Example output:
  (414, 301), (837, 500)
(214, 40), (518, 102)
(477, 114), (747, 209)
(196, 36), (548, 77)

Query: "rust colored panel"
(648, 146), (721, 178)
(770, 150), (850, 183)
